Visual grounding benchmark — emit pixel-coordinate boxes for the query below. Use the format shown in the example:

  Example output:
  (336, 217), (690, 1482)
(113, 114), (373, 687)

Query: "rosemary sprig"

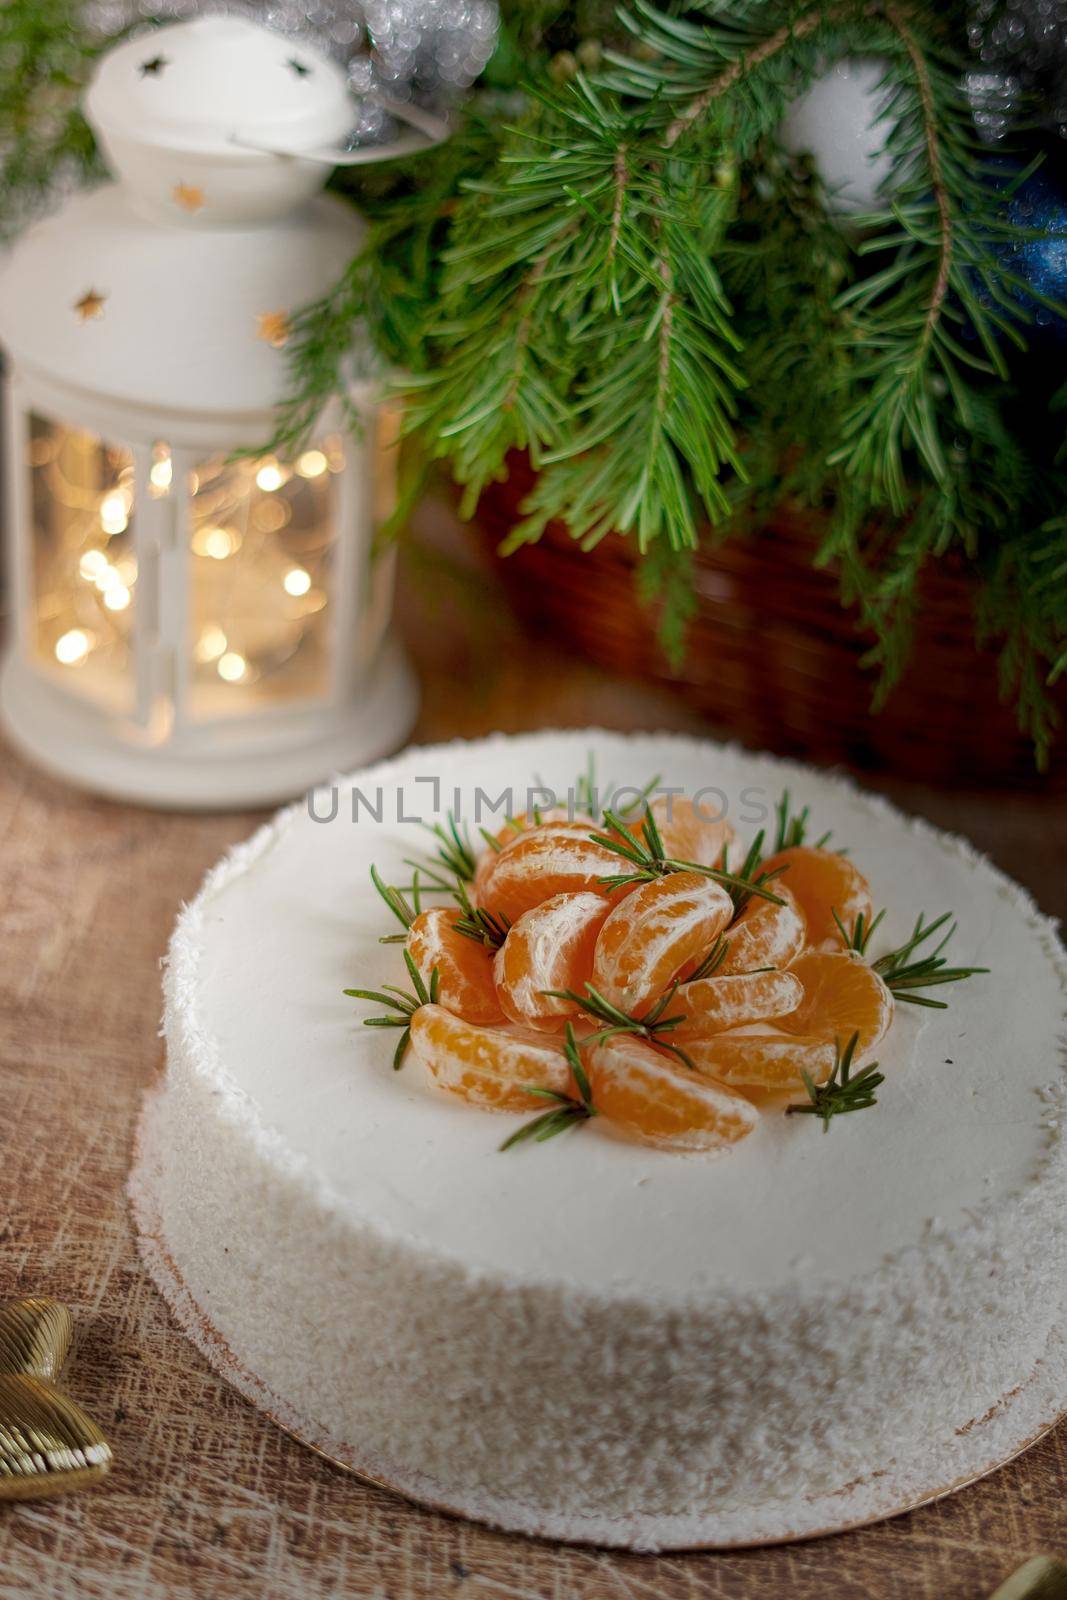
(684, 933), (730, 983)
(369, 863), (423, 943)
(832, 905), (887, 956)
(773, 789), (832, 852)
(403, 812), (477, 900)
(500, 1024), (597, 1151)
(451, 890), (511, 951)
(721, 828), (786, 913)
(872, 912), (989, 1008)
(786, 1033), (884, 1132)
(590, 808), (784, 908)
(541, 979), (697, 1070)
(344, 950), (439, 1071)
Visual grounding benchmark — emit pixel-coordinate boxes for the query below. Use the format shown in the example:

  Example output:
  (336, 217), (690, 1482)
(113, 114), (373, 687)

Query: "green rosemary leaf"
(786, 1033), (884, 1132)
(591, 809), (783, 905)
(685, 934), (730, 984)
(452, 903), (511, 949)
(500, 1025), (597, 1152)
(833, 905), (887, 956)
(370, 864), (421, 935)
(873, 913), (989, 1006)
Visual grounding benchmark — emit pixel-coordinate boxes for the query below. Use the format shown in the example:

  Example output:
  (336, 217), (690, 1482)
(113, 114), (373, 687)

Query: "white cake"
(131, 730), (1067, 1549)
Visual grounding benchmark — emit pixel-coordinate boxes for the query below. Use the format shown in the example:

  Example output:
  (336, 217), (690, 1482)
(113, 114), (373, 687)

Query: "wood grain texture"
(1, 500), (1066, 1599)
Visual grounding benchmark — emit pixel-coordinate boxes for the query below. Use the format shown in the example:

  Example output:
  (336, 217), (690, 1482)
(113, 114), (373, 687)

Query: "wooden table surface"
(2, 508), (1066, 1600)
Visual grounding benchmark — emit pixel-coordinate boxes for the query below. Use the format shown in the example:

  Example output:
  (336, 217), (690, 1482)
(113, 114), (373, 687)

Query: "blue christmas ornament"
(992, 164), (1067, 345)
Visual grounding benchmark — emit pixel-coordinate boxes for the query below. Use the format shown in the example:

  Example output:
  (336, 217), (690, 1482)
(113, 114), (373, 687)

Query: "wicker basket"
(476, 458), (1066, 790)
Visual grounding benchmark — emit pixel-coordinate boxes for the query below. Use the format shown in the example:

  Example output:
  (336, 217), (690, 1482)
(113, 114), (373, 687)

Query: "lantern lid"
(84, 15), (354, 158)
(0, 185), (365, 419)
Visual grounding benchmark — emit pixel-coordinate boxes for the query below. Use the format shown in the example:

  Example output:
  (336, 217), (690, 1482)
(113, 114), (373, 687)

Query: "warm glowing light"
(255, 462), (284, 493)
(79, 550), (108, 581)
(116, 555), (138, 585)
(94, 563), (123, 592)
(100, 491), (129, 535)
(194, 625), (228, 663)
(297, 449), (328, 479)
(192, 525), (239, 560)
(104, 584), (131, 611)
(283, 566), (312, 597)
(55, 629), (90, 666)
(217, 651), (247, 682)
(150, 454), (173, 492)
(252, 497), (289, 532)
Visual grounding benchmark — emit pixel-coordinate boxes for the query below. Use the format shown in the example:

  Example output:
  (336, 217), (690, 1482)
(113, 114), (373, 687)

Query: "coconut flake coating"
(131, 731), (1067, 1549)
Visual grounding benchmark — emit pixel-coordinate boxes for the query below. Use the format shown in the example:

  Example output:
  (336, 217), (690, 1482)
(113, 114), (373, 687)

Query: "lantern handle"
(231, 97), (450, 166)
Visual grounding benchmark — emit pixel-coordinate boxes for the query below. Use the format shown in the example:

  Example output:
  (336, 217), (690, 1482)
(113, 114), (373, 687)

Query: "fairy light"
(283, 566), (311, 597)
(297, 449), (327, 479)
(94, 563), (123, 593)
(192, 525), (240, 560)
(217, 651), (247, 682)
(99, 491), (129, 536)
(194, 625), (227, 663)
(149, 448), (172, 496)
(79, 550), (108, 581)
(104, 584), (131, 611)
(55, 629), (90, 666)
(255, 461), (285, 493)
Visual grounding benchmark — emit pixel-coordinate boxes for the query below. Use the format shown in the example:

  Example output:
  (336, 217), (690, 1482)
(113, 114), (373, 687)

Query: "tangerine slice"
(717, 881), (806, 975)
(587, 1033), (758, 1151)
(473, 808), (596, 904)
(757, 846), (872, 953)
(494, 892), (611, 1030)
(673, 1031), (838, 1090)
(647, 795), (740, 869)
(592, 871), (734, 1015)
(476, 821), (624, 923)
(406, 908), (505, 1027)
(680, 969), (803, 1033)
(409, 1004), (573, 1112)
(774, 950), (893, 1052)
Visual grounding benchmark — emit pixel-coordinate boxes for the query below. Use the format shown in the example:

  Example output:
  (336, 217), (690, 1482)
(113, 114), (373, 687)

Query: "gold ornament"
(256, 310), (291, 349)
(989, 1556), (1067, 1600)
(172, 183), (205, 213)
(0, 1297), (112, 1501)
(73, 289), (106, 322)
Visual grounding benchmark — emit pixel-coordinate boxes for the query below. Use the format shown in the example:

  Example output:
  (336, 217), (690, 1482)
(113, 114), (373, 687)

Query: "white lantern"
(0, 16), (431, 808)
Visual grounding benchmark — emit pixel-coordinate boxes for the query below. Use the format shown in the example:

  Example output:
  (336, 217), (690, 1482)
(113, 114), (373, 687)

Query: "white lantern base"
(0, 637), (419, 811)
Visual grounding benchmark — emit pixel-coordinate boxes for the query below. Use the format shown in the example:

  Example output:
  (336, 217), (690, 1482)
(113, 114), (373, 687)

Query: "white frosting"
(133, 730), (1067, 1548)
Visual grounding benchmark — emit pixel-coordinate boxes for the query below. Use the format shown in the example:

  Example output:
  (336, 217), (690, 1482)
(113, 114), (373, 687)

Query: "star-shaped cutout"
(257, 310), (292, 349)
(286, 57), (311, 77)
(73, 289), (106, 322)
(172, 183), (204, 213)
(139, 54), (169, 76)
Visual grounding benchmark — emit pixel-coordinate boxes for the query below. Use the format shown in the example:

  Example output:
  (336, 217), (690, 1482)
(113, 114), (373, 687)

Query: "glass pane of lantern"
(27, 412), (137, 712)
(187, 440), (339, 719)
(356, 402), (401, 676)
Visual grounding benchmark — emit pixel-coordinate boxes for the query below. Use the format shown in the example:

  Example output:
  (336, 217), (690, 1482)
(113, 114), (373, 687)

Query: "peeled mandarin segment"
(476, 821), (624, 924)
(647, 795), (740, 869)
(592, 871), (734, 1014)
(757, 846), (873, 954)
(493, 891), (611, 1030)
(406, 908), (505, 1027)
(472, 808), (597, 905)
(680, 969), (803, 1033)
(588, 1034), (758, 1151)
(409, 1005), (573, 1112)
(773, 950), (894, 1053)
(716, 881), (806, 976)
(675, 1032), (838, 1090)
